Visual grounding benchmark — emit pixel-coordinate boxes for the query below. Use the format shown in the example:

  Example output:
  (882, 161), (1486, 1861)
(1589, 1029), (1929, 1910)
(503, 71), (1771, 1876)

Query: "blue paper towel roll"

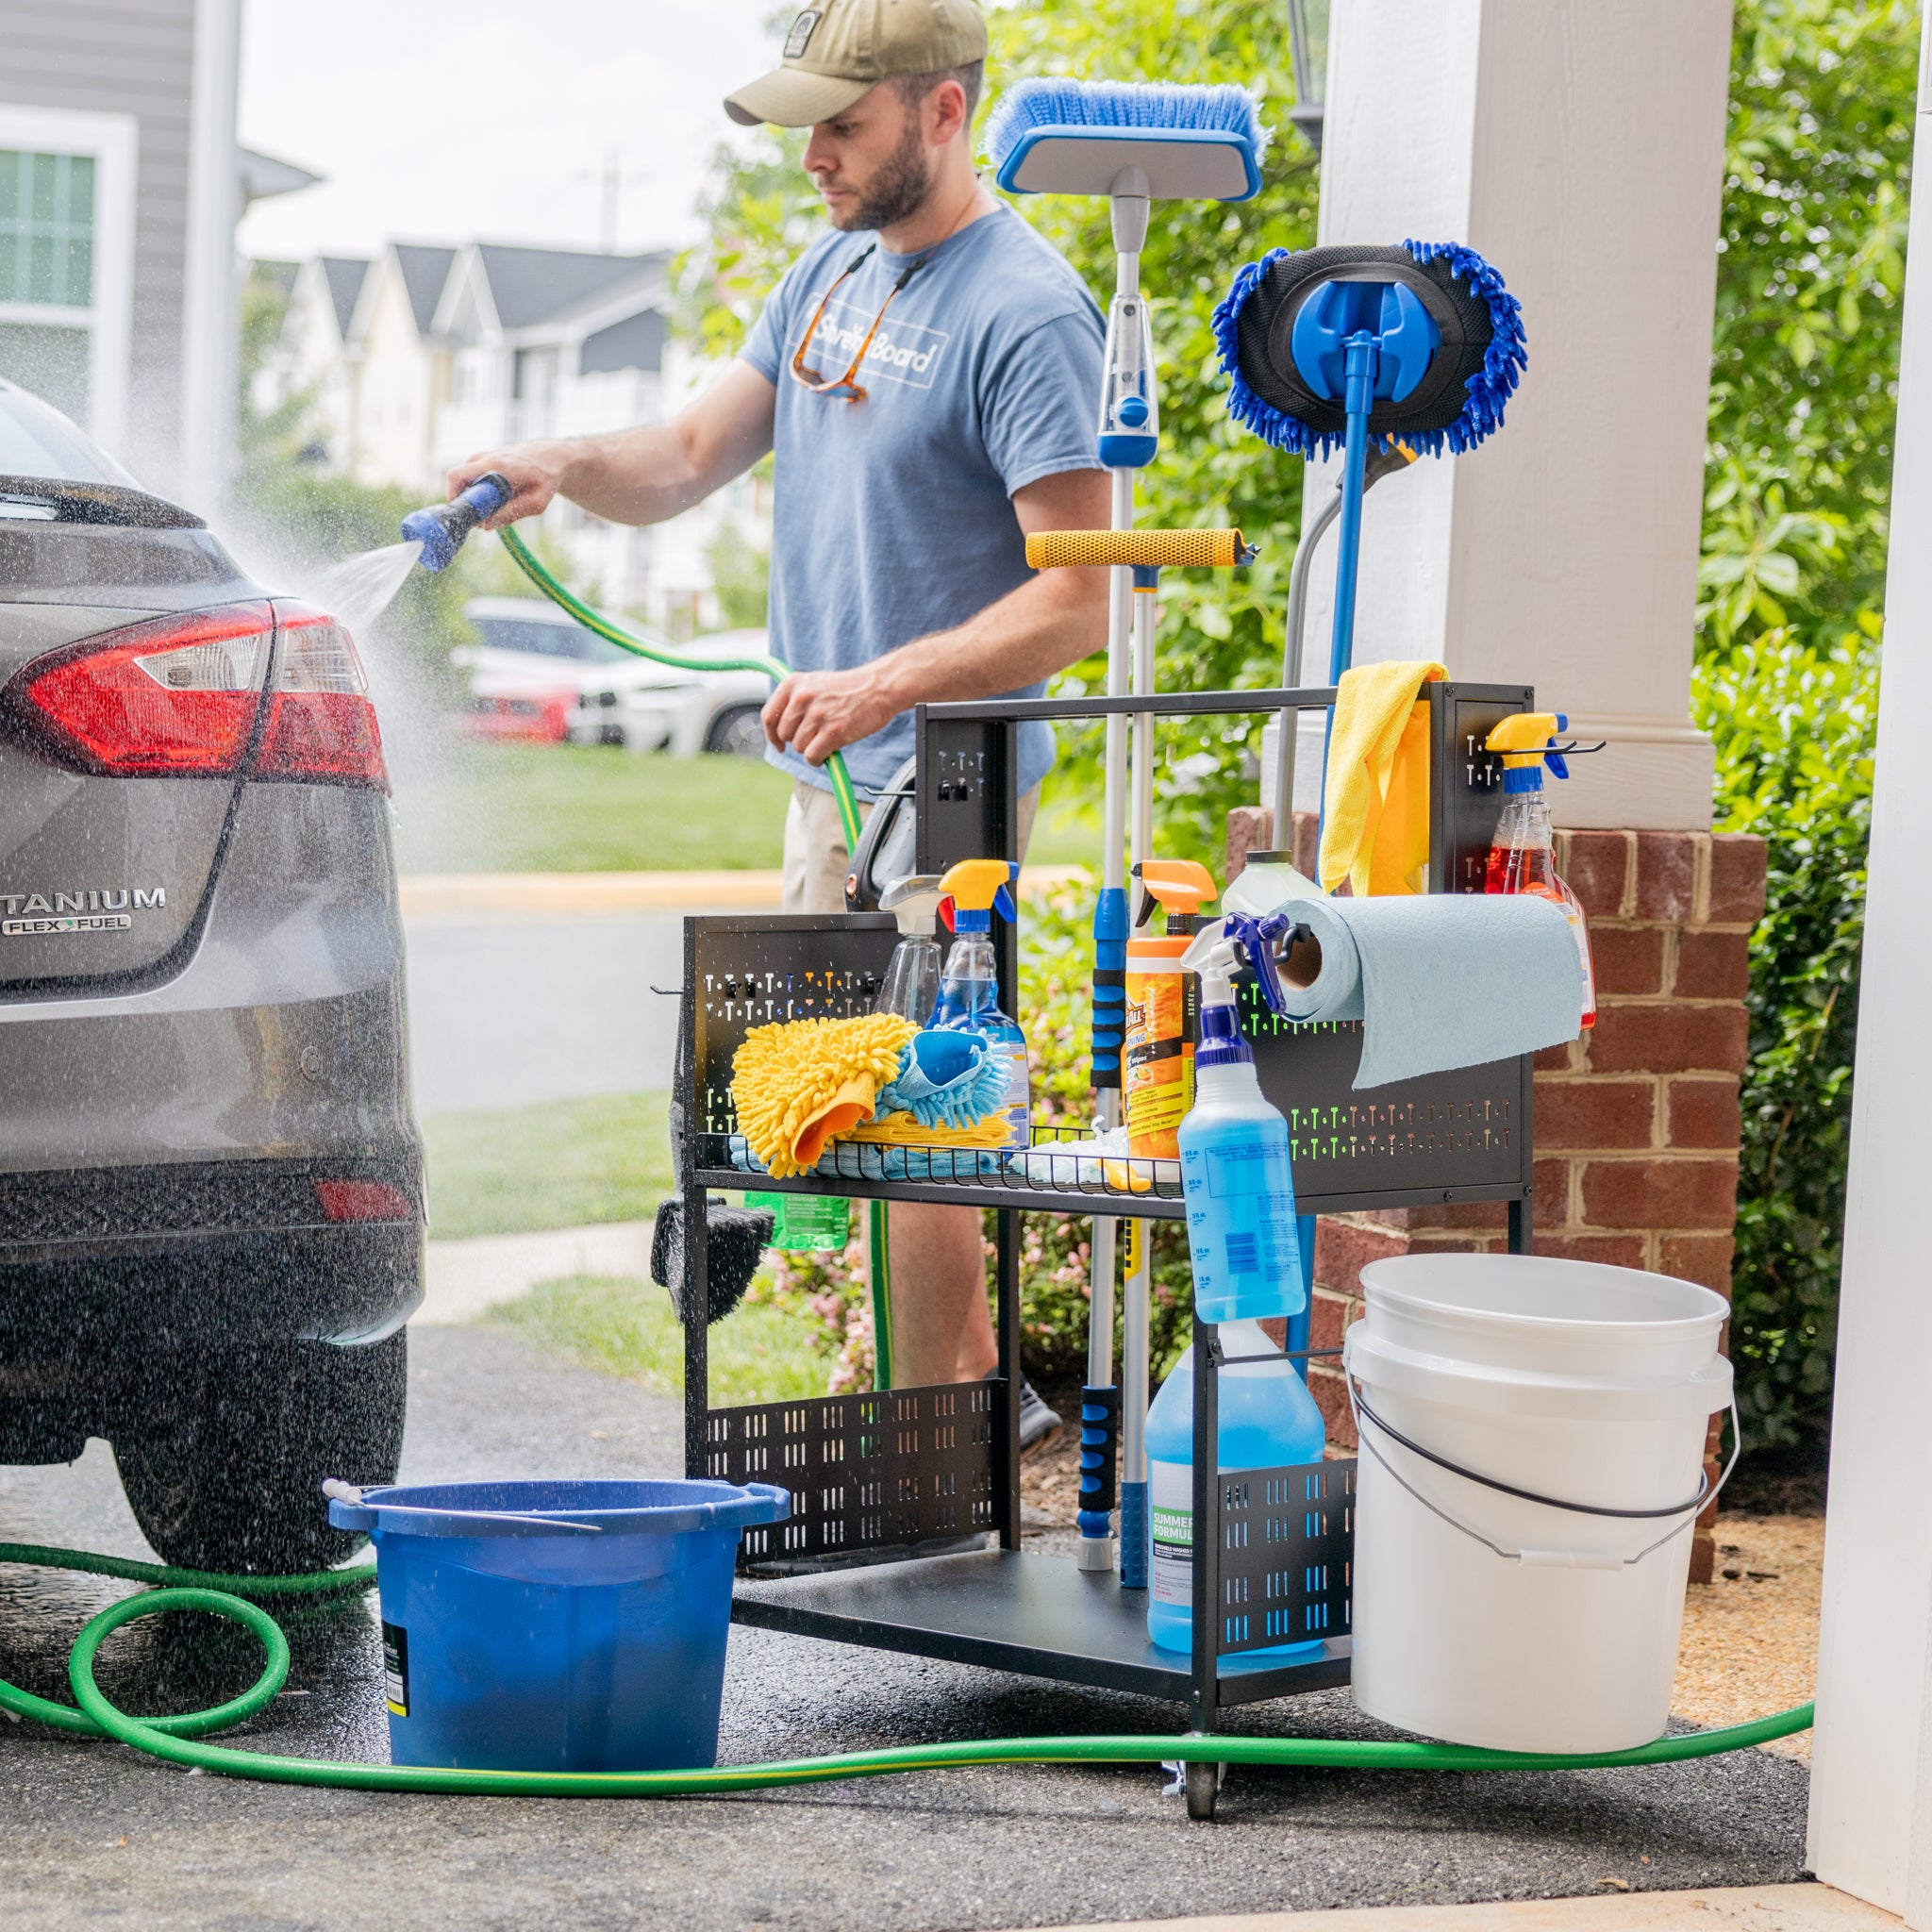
(1269, 891), (1583, 1090)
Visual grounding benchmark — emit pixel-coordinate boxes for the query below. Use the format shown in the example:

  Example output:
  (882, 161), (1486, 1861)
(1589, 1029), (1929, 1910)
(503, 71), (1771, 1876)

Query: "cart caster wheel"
(1185, 1759), (1220, 1821)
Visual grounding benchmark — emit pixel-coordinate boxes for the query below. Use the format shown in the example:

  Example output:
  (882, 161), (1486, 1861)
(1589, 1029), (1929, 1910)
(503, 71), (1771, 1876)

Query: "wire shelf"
(694, 1122), (1185, 1210)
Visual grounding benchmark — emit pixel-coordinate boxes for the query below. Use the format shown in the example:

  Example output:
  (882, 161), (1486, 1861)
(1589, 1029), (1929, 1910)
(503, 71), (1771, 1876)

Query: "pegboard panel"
(1217, 1458), (1355, 1656)
(709, 1379), (1002, 1565)
(684, 915), (899, 1142)
(1241, 986), (1529, 1202)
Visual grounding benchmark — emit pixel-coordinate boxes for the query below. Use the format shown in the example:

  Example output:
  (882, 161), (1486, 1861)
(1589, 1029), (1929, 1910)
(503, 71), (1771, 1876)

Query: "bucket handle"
(322, 1480), (604, 1537)
(1345, 1377), (1740, 1570)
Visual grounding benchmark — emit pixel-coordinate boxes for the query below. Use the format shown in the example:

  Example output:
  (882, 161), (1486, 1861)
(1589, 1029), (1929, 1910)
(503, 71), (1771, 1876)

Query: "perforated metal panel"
(1242, 991), (1527, 1202)
(707, 1380), (1002, 1566)
(683, 915), (898, 1148)
(1216, 1458), (1356, 1656)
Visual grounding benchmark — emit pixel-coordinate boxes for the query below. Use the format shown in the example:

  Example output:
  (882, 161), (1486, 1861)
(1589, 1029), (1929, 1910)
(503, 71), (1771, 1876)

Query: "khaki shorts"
(781, 778), (1041, 916)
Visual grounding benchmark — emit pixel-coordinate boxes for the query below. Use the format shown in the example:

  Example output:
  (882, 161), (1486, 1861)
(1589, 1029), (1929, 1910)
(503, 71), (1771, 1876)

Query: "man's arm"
(761, 465), (1110, 767)
(445, 359), (778, 529)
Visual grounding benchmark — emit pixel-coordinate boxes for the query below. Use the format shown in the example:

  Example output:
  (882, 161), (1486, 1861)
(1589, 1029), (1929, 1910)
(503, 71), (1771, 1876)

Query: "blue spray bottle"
(1145, 913), (1324, 1655)
(1174, 914), (1307, 1324)
(933, 859), (1030, 1152)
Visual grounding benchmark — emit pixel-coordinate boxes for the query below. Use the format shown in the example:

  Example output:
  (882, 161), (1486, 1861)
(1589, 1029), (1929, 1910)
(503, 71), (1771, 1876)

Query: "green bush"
(1692, 0), (1915, 1450)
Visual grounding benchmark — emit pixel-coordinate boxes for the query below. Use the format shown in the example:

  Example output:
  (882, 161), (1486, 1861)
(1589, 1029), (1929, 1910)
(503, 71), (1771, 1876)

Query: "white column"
(1299, 0), (1731, 831)
(178, 0), (242, 513)
(1805, 26), (1932, 1923)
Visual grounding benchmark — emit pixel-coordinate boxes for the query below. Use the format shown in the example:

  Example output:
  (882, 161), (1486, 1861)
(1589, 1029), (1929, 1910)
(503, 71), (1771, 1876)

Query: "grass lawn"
(423, 1092), (672, 1241)
(394, 744), (794, 874)
(491, 1274), (827, 1405)
(391, 740), (1099, 874)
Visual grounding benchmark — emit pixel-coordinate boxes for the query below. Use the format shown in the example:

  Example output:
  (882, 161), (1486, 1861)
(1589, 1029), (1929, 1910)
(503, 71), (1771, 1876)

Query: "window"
(0, 150), (95, 308)
(0, 108), (136, 454)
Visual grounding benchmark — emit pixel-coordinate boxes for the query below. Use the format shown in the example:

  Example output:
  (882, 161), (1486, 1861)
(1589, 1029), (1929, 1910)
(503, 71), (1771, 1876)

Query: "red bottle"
(1483, 714), (1597, 1028)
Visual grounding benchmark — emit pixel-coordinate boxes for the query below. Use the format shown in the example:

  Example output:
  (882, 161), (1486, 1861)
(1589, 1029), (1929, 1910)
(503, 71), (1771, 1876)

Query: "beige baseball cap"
(724, 0), (989, 128)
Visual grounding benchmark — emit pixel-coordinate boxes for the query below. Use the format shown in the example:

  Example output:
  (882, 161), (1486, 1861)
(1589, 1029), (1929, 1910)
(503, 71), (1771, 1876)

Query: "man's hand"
(444, 443), (575, 529)
(762, 665), (904, 767)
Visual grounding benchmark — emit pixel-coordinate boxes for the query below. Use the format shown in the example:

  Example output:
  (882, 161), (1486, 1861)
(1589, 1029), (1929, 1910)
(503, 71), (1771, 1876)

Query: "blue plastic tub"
(326, 1478), (790, 1773)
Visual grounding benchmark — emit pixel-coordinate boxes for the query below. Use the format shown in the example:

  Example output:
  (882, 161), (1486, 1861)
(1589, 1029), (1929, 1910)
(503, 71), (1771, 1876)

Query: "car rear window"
(474, 616), (627, 664)
(0, 380), (137, 488)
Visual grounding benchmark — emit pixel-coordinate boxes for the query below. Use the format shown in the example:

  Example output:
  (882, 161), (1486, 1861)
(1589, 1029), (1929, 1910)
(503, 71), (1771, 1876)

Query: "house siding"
(0, 0), (195, 481)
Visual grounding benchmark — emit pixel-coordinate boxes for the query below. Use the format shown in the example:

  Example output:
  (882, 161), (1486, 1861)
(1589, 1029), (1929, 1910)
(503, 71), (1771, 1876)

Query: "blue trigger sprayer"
(401, 473), (512, 573)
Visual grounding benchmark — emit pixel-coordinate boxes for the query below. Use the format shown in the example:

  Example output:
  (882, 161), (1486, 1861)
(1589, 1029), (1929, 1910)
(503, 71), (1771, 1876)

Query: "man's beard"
(824, 117), (932, 232)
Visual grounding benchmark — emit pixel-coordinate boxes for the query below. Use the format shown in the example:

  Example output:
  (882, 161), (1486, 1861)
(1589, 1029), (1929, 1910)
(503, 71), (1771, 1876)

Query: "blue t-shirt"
(742, 204), (1105, 798)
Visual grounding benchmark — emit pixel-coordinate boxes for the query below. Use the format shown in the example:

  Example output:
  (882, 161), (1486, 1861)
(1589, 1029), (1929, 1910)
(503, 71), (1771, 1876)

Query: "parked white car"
(455, 598), (774, 756)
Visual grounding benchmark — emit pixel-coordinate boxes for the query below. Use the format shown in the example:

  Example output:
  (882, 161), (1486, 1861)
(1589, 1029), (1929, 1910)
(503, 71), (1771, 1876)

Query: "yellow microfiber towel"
(1319, 659), (1448, 897)
(730, 1014), (919, 1179)
(846, 1110), (1012, 1151)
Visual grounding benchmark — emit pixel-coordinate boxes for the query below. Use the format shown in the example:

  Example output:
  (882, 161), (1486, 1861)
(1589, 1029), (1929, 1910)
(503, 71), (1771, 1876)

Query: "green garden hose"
(495, 526), (887, 1367)
(498, 526), (865, 852)
(3, 1542), (1811, 1794)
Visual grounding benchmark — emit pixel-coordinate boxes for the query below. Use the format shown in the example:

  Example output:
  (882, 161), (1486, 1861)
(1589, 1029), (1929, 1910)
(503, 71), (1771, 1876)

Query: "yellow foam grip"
(1025, 529), (1247, 570)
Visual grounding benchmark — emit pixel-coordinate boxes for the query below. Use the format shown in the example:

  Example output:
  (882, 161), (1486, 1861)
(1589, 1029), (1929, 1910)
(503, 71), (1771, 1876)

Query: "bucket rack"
(675, 682), (1536, 1818)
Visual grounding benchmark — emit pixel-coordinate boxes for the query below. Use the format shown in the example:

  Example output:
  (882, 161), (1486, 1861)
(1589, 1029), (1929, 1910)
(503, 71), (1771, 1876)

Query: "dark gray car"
(0, 379), (417, 1572)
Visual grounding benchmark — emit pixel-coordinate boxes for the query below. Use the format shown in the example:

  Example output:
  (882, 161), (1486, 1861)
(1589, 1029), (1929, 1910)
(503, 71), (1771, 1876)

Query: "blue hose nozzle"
(401, 472), (513, 572)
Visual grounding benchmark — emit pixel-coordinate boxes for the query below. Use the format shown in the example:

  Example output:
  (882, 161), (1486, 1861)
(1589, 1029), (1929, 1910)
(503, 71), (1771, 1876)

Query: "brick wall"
(1224, 809), (1769, 1584)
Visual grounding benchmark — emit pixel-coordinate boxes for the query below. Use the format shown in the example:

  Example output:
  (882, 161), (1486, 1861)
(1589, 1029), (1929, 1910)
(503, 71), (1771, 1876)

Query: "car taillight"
(9, 602), (275, 774)
(258, 601), (388, 789)
(313, 1179), (415, 1223)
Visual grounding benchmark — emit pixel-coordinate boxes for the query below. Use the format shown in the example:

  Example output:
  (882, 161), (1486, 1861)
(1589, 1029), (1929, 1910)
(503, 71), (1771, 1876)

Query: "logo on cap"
(783, 9), (823, 58)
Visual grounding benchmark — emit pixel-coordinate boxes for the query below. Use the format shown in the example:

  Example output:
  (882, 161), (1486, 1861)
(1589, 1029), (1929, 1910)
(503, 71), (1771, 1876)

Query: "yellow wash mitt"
(1319, 659), (1448, 897)
(731, 1014), (918, 1179)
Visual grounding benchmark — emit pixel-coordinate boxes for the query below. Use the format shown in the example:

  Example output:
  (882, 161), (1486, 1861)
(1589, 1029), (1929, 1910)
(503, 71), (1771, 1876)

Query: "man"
(452, 0), (1108, 1441)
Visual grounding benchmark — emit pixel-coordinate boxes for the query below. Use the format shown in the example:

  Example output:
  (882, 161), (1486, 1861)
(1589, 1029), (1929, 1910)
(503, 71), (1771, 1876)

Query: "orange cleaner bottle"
(1483, 712), (1597, 1028)
(1124, 860), (1219, 1158)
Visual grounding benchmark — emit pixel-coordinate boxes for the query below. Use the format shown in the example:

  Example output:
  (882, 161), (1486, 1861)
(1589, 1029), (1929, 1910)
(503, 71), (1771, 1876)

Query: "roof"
(474, 244), (671, 332)
(394, 244), (458, 335)
(321, 258), (370, 340)
(240, 147), (322, 206)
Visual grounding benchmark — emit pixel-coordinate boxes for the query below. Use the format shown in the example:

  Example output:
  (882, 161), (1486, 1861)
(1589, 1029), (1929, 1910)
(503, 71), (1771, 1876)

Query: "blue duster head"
(1212, 241), (1526, 458)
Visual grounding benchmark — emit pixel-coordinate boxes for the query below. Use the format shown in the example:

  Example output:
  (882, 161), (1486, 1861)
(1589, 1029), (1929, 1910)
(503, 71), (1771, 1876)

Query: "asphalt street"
(0, 1323), (1810, 1932)
(404, 912), (685, 1113)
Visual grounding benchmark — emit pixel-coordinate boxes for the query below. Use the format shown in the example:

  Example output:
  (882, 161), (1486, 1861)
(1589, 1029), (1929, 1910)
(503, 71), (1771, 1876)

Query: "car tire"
(705, 705), (768, 758)
(113, 1331), (408, 1574)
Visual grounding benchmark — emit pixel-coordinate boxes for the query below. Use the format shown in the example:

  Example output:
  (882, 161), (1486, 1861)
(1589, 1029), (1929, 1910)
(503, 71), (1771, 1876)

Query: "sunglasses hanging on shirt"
(790, 244), (932, 402)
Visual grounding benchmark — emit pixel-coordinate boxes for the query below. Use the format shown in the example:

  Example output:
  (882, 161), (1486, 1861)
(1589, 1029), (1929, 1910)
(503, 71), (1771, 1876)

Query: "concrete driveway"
(0, 1322), (1810, 1932)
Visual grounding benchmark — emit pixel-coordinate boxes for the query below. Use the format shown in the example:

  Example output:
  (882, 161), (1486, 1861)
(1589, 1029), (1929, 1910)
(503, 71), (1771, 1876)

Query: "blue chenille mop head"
(982, 78), (1270, 200)
(1212, 240), (1527, 459)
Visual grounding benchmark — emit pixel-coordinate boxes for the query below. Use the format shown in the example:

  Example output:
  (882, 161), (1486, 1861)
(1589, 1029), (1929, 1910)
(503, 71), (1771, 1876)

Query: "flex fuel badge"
(382, 1622), (410, 1717)
(0, 886), (164, 938)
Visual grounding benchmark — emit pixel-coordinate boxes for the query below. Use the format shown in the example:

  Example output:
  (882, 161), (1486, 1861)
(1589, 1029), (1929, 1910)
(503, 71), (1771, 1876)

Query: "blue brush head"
(1212, 240), (1527, 459)
(983, 78), (1269, 201)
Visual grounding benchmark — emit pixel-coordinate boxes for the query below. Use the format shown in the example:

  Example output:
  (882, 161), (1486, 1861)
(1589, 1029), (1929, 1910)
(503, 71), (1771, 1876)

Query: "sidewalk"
(399, 863), (1091, 918)
(420, 1220), (652, 1324)
(1053, 1887), (1893, 1931)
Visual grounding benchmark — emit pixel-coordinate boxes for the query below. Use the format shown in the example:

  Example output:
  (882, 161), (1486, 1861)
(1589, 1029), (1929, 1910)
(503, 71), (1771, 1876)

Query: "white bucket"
(1342, 1253), (1732, 1753)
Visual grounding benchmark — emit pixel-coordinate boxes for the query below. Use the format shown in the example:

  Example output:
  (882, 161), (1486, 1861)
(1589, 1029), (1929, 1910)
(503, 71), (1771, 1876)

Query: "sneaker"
(997, 1372), (1063, 1453)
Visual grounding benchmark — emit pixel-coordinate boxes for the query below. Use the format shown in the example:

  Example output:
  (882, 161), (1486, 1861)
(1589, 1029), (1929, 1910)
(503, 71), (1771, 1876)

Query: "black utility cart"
(675, 682), (1537, 1820)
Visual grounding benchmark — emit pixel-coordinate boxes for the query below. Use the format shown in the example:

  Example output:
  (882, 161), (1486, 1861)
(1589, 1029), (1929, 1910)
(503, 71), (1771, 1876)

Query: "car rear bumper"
(0, 1157), (424, 1354)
